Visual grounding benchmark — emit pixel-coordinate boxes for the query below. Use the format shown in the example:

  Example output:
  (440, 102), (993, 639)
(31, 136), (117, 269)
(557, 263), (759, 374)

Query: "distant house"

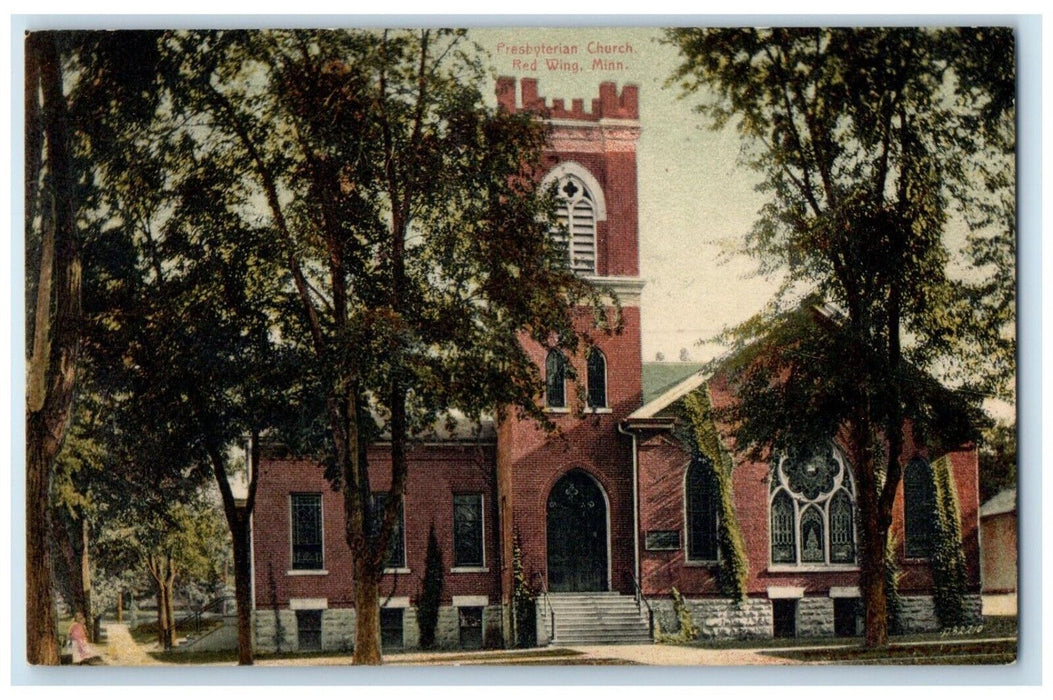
(247, 77), (982, 653)
(980, 488), (1017, 595)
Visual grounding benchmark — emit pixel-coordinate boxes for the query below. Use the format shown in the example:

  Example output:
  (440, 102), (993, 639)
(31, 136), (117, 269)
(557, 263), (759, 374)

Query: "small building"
(980, 488), (1017, 595)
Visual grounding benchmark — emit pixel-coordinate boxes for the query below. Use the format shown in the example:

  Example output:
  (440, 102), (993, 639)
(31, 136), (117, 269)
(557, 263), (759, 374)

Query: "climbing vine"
(928, 455), (968, 628)
(679, 387), (749, 600)
(885, 533), (903, 634)
(511, 529), (537, 647)
(656, 587), (699, 644)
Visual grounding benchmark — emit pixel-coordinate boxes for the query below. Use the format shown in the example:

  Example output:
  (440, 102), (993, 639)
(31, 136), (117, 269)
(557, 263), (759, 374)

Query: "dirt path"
(100, 623), (161, 666)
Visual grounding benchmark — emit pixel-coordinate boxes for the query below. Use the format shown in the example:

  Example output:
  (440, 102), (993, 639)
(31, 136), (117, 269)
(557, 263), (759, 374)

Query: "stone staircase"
(545, 592), (653, 645)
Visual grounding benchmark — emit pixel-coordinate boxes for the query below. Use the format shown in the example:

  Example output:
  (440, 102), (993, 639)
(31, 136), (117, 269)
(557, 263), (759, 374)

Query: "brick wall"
(252, 443), (500, 611)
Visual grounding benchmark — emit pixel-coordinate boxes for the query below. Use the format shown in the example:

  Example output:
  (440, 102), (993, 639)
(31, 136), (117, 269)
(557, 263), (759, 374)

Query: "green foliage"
(657, 587), (699, 644)
(678, 388), (749, 600)
(928, 456), (969, 629)
(511, 530), (536, 648)
(979, 421), (1016, 503)
(416, 524), (445, 650)
(666, 28), (1009, 644)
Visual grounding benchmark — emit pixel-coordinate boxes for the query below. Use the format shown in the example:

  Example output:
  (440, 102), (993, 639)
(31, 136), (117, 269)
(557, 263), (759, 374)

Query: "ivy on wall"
(885, 533), (903, 634)
(679, 387), (750, 600)
(928, 455), (968, 628)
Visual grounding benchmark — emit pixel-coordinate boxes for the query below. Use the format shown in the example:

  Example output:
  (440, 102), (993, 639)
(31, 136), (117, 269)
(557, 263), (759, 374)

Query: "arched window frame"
(585, 347), (608, 410)
(903, 457), (936, 559)
(684, 453), (720, 563)
(545, 349), (567, 410)
(541, 162), (607, 276)
(768, 444), (858, 569)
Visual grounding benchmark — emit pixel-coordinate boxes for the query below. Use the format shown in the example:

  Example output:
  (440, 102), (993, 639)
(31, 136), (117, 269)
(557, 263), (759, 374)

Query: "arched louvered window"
(904, 458), (935, 558)
(586, 348), (607, 409)
(686, 453), (720, 562)
(770, 490), (796, 564)
(829, 489), (855, 564)
(770, 445), (857, 566)
(545, 350), (567, 409)
(554, 175), (597, 275)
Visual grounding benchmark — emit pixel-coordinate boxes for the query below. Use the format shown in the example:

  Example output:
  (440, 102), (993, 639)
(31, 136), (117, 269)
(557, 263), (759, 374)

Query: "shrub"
(416, 524), (444, 649)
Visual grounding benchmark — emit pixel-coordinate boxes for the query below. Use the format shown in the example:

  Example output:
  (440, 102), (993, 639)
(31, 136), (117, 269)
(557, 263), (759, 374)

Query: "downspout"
(617, 421), (641, 600)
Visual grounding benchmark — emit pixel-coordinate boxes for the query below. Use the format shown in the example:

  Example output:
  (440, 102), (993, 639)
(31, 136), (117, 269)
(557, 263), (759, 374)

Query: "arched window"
(770, 490), (796, 564)
(545, 350), (567, 409)
(829, 490), (855, 564)
(769, 445), (857, 566)
(904, 458), (935, 558)
(586, 348), (607, 409)
(685, 453), (719, 562)
(553, 175), (597, 275)
(800, 506), (826, 563)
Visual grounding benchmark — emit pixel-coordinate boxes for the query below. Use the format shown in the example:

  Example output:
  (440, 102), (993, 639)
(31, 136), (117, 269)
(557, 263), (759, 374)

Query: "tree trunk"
(231, 519), (255, 665)
(78, 516), (93, 642)
(165, 568), (176, 650)
(25, 31), (82, 667)
(353, 557), (382, 665)
(155, 587), (167, 648)
(26, 433), (59, 665)
(116, 590), (123, 624)
(851, 416), (890, 648)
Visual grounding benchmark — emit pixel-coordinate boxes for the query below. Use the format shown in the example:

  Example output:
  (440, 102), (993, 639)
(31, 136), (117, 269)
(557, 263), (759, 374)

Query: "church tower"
(494, 78), (645, 637)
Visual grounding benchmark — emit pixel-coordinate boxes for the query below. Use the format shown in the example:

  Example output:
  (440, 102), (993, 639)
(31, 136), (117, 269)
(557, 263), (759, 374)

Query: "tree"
(25, 31), (164, 664)
(666, 27), (1013, 647)
(166, 28), (606, 664)
(416, 524), (444, 650)
(979, 421), (1016, 503)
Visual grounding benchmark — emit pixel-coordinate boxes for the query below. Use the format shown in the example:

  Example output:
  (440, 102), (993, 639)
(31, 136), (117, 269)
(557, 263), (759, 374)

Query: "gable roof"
(980, 488), (1016, 517)
(641, 362), (707, 405)
(629, 364), (710, 422)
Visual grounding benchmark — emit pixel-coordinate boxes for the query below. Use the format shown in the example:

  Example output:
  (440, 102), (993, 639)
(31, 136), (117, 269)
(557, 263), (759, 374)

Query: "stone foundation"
(253, 604), (506, 653)
(796, 597), (835, 637)
(651, 598), (772, 640)
(897, 594), (983, 633)
(645, 593), (982, 641)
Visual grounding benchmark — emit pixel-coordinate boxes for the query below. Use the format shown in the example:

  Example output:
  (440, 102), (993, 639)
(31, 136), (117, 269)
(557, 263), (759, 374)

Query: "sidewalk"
(99, 623), (161, 666)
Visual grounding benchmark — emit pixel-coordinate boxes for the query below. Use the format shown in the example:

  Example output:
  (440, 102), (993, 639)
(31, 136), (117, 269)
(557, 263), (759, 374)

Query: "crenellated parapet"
(496, 77), (639, 121)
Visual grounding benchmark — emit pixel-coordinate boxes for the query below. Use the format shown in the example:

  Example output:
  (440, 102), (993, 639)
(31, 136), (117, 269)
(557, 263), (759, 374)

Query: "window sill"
(287, 569), (328, 576)
(451, 566), (489, 574)
(544, 407), (570, 414)
(684, 560), (719, 568)
(383, 567), (411, 575)
(586, 407), (613, 414)
(767, 565), (859, 573)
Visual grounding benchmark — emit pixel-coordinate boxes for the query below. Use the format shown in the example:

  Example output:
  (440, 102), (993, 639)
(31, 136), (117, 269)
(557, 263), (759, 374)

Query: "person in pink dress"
(67, 612), (98, 664)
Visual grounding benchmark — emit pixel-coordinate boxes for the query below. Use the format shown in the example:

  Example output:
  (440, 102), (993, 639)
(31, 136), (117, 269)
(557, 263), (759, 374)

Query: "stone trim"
(829, 586), (861, 598)
(766, 586), (806, 599)
(289, 597), (328, 610)
(382, 596), (411, 608)
(452, 595), (489, 607)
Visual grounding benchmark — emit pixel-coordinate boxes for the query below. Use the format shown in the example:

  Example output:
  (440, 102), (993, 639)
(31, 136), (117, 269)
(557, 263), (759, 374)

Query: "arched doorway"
(546, 470), (609, 592)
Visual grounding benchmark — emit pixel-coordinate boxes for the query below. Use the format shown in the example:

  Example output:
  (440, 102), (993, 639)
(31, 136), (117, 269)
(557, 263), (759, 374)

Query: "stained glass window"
(830, 489), (855, 563)
(546, 350), (566, 408)
(769, 445), (857, 566)
(800, 506), (826, 563)
(586, 348), (607, 409)
(453, 493), (484, 567)
(686, 453), (720, 561)
(771, 490), (797, 564)
(904, 458), (935, 558)
(291, 493), (323, 570)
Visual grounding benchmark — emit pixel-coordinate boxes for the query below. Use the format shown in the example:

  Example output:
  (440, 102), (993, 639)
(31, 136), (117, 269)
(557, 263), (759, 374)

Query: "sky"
(472, 27), (777, 364)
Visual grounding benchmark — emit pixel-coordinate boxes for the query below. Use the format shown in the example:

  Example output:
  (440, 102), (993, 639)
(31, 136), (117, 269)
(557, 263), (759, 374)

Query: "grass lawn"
(680, 615), (1017, 652)
(761, 639), (1016, 665)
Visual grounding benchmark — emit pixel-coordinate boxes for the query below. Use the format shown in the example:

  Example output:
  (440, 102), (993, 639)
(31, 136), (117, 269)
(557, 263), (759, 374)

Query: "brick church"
(248, 78), (982, 653)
